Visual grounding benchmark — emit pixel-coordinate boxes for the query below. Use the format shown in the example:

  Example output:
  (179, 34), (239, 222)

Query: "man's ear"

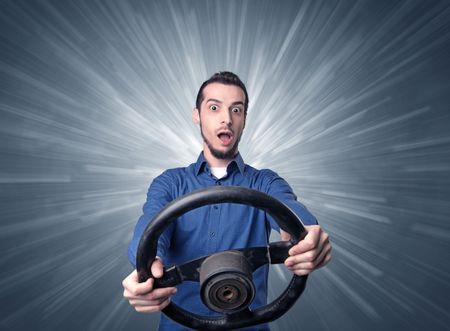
(192, 107), (200, 124)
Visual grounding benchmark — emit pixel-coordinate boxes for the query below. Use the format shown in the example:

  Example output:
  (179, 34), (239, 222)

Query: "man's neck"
(203, 146), (236, 168)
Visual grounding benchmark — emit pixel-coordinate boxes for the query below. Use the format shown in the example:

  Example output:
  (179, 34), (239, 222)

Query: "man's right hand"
(122, 258), (177, 313)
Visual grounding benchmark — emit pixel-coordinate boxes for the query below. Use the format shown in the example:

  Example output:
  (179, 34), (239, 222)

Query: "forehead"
(202, 83), (245, 104)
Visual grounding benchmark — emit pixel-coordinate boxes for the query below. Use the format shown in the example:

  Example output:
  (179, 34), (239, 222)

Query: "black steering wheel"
(136, 186), (309, 330)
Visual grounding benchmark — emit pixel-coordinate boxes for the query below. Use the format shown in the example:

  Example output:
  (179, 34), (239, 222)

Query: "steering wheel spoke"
(268, 240), (295, 264)
(153, 256), (209, 288)
(155, 241), (288, 289)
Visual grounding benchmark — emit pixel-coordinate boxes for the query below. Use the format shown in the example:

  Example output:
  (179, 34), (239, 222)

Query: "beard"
(200, 122), (241, 160)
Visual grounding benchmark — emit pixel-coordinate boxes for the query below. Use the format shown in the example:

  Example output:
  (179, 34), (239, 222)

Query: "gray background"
(1, 0), (449, 330)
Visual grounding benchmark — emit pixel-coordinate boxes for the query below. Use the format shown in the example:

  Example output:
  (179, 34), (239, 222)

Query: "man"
(123, 72), (332, 330)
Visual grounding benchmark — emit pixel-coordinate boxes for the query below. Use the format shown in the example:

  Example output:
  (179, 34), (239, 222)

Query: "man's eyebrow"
(230, 101), (244, 106)
(205, 99), (244, 106)
(206, 98), (222, 104)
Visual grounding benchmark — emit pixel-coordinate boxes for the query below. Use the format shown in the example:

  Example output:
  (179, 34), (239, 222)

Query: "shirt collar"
(195, 152), (245, 176)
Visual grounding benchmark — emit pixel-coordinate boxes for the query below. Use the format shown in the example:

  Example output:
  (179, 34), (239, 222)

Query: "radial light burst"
(1, 1), (449, 330)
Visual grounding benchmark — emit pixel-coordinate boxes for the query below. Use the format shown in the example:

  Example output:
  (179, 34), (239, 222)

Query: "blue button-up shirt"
(128, 153), (317, 330)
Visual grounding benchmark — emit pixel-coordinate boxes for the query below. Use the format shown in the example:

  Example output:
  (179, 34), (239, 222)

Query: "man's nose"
(220, 110), (232, 125)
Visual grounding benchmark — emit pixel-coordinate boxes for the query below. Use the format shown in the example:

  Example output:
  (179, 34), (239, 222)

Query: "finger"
(151, 257), (164, 279)
(134, 298), (171, 313)
(289, 242), (332, 272)
(122, 270), (155, 296)
(141, 287), (177, 301)
(291, 252), (332, 276)
(125, 286), (177, 301)
(280, 229), (291, 241)
(129, 296), (168, 307)
(285, 249), (318, 266)
(288, 225), (321, 255)
(291, 268), (311, 276)
(285, 231), (330, 266)
(315, 248), (332, 269)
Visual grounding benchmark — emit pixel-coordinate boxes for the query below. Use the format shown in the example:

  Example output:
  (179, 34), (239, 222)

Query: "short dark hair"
(195, 71), (249, 114)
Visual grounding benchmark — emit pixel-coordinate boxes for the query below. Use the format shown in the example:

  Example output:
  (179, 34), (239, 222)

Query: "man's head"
(195, 71), (249, 115)
(193, 72), (248, 164)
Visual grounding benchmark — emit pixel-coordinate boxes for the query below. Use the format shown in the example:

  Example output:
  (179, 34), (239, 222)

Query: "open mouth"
(217, 131), (233, 146)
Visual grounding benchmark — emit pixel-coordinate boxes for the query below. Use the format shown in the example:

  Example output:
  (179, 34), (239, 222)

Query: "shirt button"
(216, 181), (222, 185)
(214, 205), (218, 210)
(210, 232), (215, 237)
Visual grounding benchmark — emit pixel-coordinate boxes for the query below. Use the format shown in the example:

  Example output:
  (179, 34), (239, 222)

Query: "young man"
(123, 72), (332, 330)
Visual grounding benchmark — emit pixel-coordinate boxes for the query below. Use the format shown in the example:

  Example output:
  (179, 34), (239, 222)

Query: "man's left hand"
(282, 225), (332, 276)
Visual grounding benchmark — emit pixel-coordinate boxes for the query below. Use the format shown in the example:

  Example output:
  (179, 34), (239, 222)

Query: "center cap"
(199, 251), (255, 313)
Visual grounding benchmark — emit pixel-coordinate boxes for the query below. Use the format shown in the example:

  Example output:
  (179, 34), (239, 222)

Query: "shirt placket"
(206, 179), (222, 253)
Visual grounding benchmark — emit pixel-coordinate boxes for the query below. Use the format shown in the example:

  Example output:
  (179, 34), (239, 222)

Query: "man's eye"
(232, 107), (241, 113)
(210, 105), (218, 111)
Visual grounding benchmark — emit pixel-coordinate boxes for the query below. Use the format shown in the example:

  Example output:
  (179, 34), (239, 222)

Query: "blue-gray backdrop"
(1, 0), (449, 330)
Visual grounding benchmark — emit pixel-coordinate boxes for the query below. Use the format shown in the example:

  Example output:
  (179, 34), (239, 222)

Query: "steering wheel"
(136, 186), (309, 330)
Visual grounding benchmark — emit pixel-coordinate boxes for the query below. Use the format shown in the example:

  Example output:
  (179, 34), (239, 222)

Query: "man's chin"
(201, 129), (240, 160)
(210, 146), (238, 160)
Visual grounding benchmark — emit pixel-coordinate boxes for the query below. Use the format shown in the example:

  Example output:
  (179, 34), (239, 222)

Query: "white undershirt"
(210, 167), (227, 179)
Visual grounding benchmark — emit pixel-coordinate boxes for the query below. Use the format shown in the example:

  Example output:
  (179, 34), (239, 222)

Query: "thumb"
(151, 257), (164, 279)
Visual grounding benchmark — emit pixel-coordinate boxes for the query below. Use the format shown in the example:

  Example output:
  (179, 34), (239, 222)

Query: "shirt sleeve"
(127, 171), (175, 267)
(263, 170), (318, 231)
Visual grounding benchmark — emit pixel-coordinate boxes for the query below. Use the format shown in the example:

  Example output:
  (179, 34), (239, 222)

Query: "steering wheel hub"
(200, 251), (255, 313)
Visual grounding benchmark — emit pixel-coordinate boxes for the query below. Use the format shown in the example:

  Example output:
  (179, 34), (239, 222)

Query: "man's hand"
(282, 225), (332, 276)
(122, 258), (177, 313)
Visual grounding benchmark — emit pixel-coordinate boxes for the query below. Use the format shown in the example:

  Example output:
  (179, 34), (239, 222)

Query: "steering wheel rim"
(137, 186), (309, 330)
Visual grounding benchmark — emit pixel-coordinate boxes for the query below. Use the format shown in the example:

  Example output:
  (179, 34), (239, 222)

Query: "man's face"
(193, 83), (246, 160)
